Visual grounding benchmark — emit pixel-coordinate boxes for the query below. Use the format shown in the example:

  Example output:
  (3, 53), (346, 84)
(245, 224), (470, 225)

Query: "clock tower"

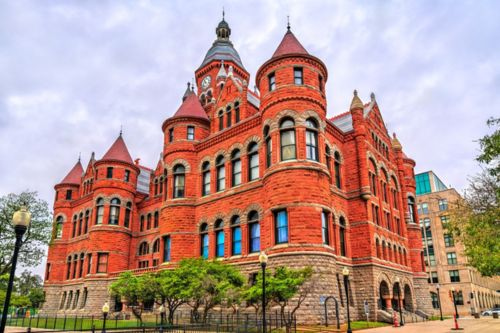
(195, 13), (249, 115)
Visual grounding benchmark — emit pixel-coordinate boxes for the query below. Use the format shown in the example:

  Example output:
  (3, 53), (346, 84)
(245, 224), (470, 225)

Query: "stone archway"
(379, 280), (391, 311)
(403, 284), (413, 311)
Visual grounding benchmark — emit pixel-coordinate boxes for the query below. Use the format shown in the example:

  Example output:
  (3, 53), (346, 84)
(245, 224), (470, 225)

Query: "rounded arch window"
(231, 216), (241, 255)
(215, 219), (224, 258)
(152, 239), (160, 253)
(305, 118), (319, 161)
(216, 155), (226, 191)
(339, 216), (347, 256)
(55, 216), (64, 239)
(109, 198), (121, 225)
(72, 215), (77, 238)
(280, 118), (296, 161)
(334, 151), (342, 189)
(173, 164), (185, 198)
(124, 202), (132, 228)
(95, 198), (104, 225)
(84, 210), (90, 234)
(264, 125), (272, 168)
(138, 241), (149, 255)
(231, 149), (241, 186)
(248, 142), (259, 181)
(218, 110), (224, 131)
(200, 223), (209, 259)
(248, 211), (260, 253)
(202, 161), (211, 196)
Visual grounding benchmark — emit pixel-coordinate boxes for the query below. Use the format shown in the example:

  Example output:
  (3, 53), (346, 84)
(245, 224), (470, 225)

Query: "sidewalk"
(359, 317), (499, 333)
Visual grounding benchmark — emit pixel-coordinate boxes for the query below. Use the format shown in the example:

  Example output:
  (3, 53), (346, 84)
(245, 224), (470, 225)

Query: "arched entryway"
(403, 284), (413, 311)
(379, 281), (391, 311)
(392, 282), (402, 310)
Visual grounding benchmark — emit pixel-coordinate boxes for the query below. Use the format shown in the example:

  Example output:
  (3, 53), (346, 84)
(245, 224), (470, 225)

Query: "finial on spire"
(287, 15), (290, 31)
(350, 89), (364, 111)
(119, 125), (123, 137)
(191, 78), (195, 92)
(370, 92), (376, 102)
(78, 152), (81, 162)
(222, 7), (225, 20)
(354, 89), (358, 97)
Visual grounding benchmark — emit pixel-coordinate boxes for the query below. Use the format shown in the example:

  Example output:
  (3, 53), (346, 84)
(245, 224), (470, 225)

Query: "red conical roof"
(173, 92), (209, 121)
(60, 160), (83, 185)
(101, 135), (134, 164)
(272, 29), (309, 58)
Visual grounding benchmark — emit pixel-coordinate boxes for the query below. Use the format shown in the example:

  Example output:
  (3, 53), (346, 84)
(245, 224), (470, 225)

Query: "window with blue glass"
(231, 216), (241, 255)
(415, 172), (431, 195)
(200, 224), (209, 259)
(214, 219), (224, 258)
(274, 210), (288, 244)
(248, 211), (260, 253)
(163, 236), (171, 262)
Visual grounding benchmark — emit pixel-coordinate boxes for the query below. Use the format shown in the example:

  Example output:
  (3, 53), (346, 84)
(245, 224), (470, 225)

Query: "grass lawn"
(350, 321), (390, 330)
(6, 316), (158, 330)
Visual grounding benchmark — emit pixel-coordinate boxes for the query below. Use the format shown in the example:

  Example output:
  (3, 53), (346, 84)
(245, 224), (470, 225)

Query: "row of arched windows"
(59, 288), (88, 310)
(139, 211), (159, 232)
(138, 239), (161, 255)
(65, 252), (90, 280)
(375, 238), (408, 266)
(218, 101), (240, 131)
(82, 178), (93, 196)
(371, 131), (389, 159)
(95, 198), (132, 228)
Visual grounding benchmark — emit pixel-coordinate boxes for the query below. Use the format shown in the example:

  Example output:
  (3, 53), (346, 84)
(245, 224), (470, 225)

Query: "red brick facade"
(42, 17), (431, 322)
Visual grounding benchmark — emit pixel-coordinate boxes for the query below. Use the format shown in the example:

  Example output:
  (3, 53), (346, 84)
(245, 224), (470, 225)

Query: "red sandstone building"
(42, 17), (432, 323)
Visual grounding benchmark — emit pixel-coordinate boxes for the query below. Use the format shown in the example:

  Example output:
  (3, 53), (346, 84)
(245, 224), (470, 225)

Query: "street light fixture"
(259, 252), (268, 333)
(436, 284), (443, 321)
(159, 304), (166, 333)
(0, 206), (31, 333)
(451, 287), (459, 319)
(102, 302), (109, 333)
(342, 267), (352, 333)
(395, 277), (404, 326)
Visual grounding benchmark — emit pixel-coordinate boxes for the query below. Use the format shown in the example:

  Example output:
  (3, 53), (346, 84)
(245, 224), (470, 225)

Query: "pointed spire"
(392, 132), (402, 150)
(350, 90), (364, 110)
(287, 15), (291, 31)
(173, 90), (209, 121)
(182, 82), (193, 102)
(216, 10), (231, 41)
(272, 27), (309, 58)
(101, 135), (134, 164)
(217, 60), (227, 79)
(60, 159), (84, 185)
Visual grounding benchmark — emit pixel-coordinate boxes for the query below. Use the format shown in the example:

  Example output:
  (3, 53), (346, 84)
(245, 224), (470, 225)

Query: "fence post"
(53, 314), (57, 329)
(91, 314), (94, 330)
(28, 315), (32, 332)
(36, 314), (40, 328)
(74, 315), (78, 331)
(115, 315), (118, 329)
(43, 315), (47, 328)
(63, 315), (67, 330)
(22, 314), (25, 327)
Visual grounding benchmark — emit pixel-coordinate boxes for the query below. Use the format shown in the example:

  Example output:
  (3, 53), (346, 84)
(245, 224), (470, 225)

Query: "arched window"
(84, 210), (90, 234)
(274, 210), (288, 244)
(154, 178), (159, 196)
(408, 196), (416, 223)
(382, 241), (387, 260)
(248, 142), (259, 181)
(235, 101), (240, 123)
(280, 118), (296, 161)
(334, 151), (342, 189)
(66, 256), (71, 280)
(376, 238), (381, 258)
(124, 202), (132, 228)
(218, 110), (224, 131)
(325, 146), (331, 173)
(162, 169), (168, 200)
(159, 176), (164, 194)
(79, 253), (84, 278)
(368, 159), (377, 196)
(55, 216), (63, 239)
(202, 161), (211, 196)
(200, 223), (209, 259)
(215, 219), (224, 258)
(138, 242), (149, 255)
(226, 105), (232, 128)
(305, 118), (319, 161)
(231, 149), (241, 186)
(72, 215), (77, 238)
(339, 217), (346, 256)
(109, 198), (121, 225)
(248, 211), (260, 253)
(322, 211), (330, 245)
(173, 164), (185, 198)
(381, 170), (388, 203)
(140, 215), (145, 232)
(95, 198), (104, 225)
(78, 213), (83, 236)
(391, 176), (399, 209)
(216, 155), (226, 191)
(264, 126), (272, 168)
(147, 213), (151, 229)
(154, 211), (159, 228)
(152, 239), (160, 253)
(393, 244), (397, 263)
(231, 216), (242, 255)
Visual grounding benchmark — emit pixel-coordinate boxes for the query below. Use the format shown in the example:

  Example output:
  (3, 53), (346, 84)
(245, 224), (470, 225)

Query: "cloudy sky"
(1, 1), (499, 273)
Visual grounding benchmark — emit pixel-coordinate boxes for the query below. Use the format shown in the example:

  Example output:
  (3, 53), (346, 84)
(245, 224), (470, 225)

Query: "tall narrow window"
(72, 215), (77, 238)
(78, 213), (83, 236)
(274, 210), (288, 244)
(305, 118), (319, 161)
(215, 220), (224, 258)
(66, 256), (71, 280)
(187, 126), (195, 140)
(159, 176), (164, 194)
(264, 126), (272, 168)
(106, 167), (113, 179)
(124, 202), (131, 228)
(408, 197), (416, 223)
(79, 253), (84, 278)
(268, 72), (276, 91)
(226, 106), (232, 128)
(325, 146), (331, 173)
(96, 198), (104, 224)
(124, 170), (130, 182)
(138, 242), (149, 255)
(218, 110), (224, 131)
(169, 128), (174, 142)
(87, 253), (92, 274)
(294, 67), (303, 85)
(339, 217), (346, 256)
(97, 253), (108, 273)
(318, 74), (324, 92)
(322, 211), (330, 245)
(147, 213), (151, 229)
(173, 164), (185, 198)
(140, 215), (144, 232)
(72, 254), (77, 279)
(235, 102), (240, 123)
(231, 150), (241, 186)
(163, 236), (171, 262)
(154, 179), (159, 196)
(84, 210), (90, 234)
(109, 198), (120, 225)
(66, 189), (72, 200)
(153, 239), (160, 253)
(45, 263), (51, 281)
(202, 161), (211, 196)
(216, 155), (226, 191)
(200, 224), (209, 259)
(55, 216), (63, 238)
(154, 211), (159, 228)
(248, 211), (260, 253)
(280, 118), (296, 161)
(231, 216), (242, 255)
(334, 152), (342, 188)
(248, 142), (259, 181)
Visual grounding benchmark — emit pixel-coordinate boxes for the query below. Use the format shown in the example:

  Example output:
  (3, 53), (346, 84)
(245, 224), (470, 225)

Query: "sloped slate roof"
(200, 41), (244, 69)
(102, 136), (134, 164)
(173, 93), (209, 121)
(60, 160), (83, 184)
(272, 30), (309, 58)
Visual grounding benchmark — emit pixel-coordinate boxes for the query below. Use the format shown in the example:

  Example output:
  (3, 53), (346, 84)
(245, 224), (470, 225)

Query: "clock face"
(201, 76), (211, 89)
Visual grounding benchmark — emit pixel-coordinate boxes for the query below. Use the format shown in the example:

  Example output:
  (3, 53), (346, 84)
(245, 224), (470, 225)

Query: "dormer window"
(294, 67), (303, 85)
(187, 126), (195, 140)
(268, 72), (276, 91)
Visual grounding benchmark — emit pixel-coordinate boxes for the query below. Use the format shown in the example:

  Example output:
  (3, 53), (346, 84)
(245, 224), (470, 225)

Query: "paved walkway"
(360, 317), (499, 333)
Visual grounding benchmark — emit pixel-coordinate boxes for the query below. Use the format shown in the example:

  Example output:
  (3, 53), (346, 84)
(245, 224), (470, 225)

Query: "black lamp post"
(0, 206), (31, 333)
(342, 267), (352, 333)
(395, 277), (404, 326)
(259, 252), (268, 333)
(451, 287), (459, 319)
(436, 284), (443, 321)
(102, 302), (109, 333)
(159, 304), (165, 332)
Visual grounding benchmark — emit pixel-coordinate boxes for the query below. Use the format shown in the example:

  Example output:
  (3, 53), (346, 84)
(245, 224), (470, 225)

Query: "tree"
(16, 270), (43, 296)
(109, 272), (155, 322)
(0, 191), (52, 275)
(151, 269), (191, 324)
(477, 117), (500, 180)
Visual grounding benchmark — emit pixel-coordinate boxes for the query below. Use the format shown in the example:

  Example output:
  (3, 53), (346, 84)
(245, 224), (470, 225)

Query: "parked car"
(481, 308), (500, 316)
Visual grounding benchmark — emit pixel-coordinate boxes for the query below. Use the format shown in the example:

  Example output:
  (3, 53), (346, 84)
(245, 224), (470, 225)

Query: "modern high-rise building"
(416, 171), (500, 316)
(41, 15), (432, 323)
